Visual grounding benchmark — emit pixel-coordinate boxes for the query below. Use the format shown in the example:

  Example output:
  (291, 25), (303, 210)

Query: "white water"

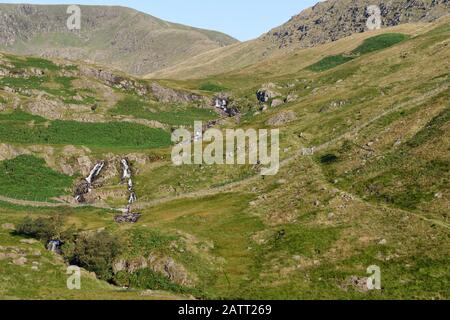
(121, 159), (138, 208)
(74, 161), (105, 203)
(128, 192), (137, 204)
(47, 240), (60, 252)
(121, 159), (132, 180)
(86, 161), (105, 184)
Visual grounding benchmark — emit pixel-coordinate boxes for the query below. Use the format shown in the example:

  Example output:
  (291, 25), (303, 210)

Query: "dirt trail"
(0, 195), (119, 211)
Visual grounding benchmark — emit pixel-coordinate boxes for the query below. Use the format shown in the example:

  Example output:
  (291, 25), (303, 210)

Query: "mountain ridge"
(0, 3), (238, 75)
(148, 0), (450, 79)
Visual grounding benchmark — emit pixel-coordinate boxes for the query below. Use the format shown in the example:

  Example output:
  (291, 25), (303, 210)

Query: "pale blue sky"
(0, 0), (320, 41)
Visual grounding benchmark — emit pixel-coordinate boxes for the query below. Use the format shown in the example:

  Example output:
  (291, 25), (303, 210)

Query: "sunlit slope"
(147, 10), (447, 79)
(0, 4), (238, 76)
(0, 15), (449, 300)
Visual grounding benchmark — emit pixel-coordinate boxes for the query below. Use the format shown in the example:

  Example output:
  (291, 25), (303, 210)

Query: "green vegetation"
(308, 33), (409, 72)
(0, 76), (47, 90)
(0, 155), (73, 201)
(0, 17), (449, 300)
(128, 228), (178, 257)
(16, 214), (65, 242)
(64, 230), (122, 281)
(308, 55), (354, 72)
(319, 153), (339, 165)
(118, 269), (192, 294)
(406, 106), (449, 148)
(352, 33), (410, 55)
(111, 96), (217, 126)
(0, 110), (46, 122)
(199, 82), (228, 92)
(324, 105), (449, 212)
(5, 55), (60, 71)
(0, 75), (96, 104)
(0, 117), (172, 148)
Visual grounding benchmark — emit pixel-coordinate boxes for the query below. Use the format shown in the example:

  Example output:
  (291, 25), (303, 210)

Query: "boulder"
(114, 212), (141, 223)
(12, 257), (28, 266)
(148, 254), (194, 286)
(271, 99), (284, 108)
(285, 93), (298, 103)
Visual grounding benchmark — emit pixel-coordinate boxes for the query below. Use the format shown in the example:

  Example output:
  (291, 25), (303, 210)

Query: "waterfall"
(115, 158), (141, 223)
(86, 161), (105, 184)
(121, 158), (137, 205)
(47, 240), (61, 253)
(121, 159), (132, 180)
(128, 191), (137, 204)
(74, 160), (105, 203)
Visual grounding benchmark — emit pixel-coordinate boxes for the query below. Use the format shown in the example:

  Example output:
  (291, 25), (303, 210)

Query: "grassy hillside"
(148, 1), (449, 79)
(0, 14), (449, 300)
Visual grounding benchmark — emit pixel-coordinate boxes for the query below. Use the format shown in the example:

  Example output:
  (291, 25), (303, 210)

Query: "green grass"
(330, 106), (449, 211)
(352, 33), (409, 55)
(308, 33), (409, 72)
(0, 116), (172, 149)
(308, 55), (355, 72)
(264, 225), (341, 258)
(5, 55), (61, 71)
(0, 75), (95, 104)
(127, 228), (179, 257)
(406, 106), (449, 148)
(199, 82), (228, 92)
(0, 155), (73, 201)
(0, 76), (47, 90)
(111, 96), (217, 126)
(116, 269), (194, 294)
(0, 110), (46, 122)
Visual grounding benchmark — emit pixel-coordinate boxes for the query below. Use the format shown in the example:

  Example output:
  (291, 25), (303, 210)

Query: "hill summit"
(0, 4), (238, 75)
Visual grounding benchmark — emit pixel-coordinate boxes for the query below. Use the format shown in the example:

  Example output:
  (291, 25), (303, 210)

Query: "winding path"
(0, 195), (119, 211)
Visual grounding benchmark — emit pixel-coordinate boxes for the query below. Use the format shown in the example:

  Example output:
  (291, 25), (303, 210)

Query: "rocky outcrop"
(320, 100), (348, 113)
(262, 0), (450, 49)
(285, 93), (299, 103)
(114, 212), (141, 223)
(151, 83), (204, 104)
(113, 254), (195, 286)
(271, 99), (284, 108)
(79, 66), (148, 96)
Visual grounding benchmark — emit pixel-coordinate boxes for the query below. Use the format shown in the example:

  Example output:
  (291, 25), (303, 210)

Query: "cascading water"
(121, 159), (132, 180)
(74, 160), (105, 203)
(46, 240), (62, 253)
(86, 161), (105, 184)
(115, 158), (141, 223)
